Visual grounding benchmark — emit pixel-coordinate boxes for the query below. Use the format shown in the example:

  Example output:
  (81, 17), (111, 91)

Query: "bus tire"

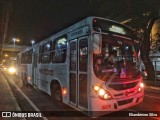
(51, 83), (62, 105)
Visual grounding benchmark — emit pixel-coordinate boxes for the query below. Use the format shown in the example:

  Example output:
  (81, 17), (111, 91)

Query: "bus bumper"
(90, 92), (144, 117)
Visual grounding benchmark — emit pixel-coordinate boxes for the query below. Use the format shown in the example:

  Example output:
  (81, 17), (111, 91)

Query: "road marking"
(1, 75), (21, 111)
(8, 77), (48, 120)
(1, 75), (26, 120)
(146, 86), (160, 91)
(145, 95), (160, 99)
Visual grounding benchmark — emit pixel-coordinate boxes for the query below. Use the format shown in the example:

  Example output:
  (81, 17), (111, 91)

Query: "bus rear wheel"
(51, 84), (62, 104)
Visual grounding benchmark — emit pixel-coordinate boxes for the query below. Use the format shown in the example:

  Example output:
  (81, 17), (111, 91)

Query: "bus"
(17, 16), (144, 116)
(2, 57), (17, 74)
(7, 57), (17, 74)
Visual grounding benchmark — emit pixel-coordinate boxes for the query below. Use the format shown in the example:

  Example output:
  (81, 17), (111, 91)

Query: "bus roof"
(18, 16), (134, 54)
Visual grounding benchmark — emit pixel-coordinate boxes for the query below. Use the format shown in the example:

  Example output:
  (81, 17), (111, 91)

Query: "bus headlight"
(8, 67), (16, 74)
(93, 85), (112, 100)
(138, 82), (144, 92)
(140, 83), (144, 88)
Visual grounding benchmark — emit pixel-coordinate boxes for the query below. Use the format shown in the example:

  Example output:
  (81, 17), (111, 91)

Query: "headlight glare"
(8, 67), (16, 73)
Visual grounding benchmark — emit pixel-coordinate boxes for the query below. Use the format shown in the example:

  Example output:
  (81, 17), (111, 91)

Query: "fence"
(141, 61), (160, 86)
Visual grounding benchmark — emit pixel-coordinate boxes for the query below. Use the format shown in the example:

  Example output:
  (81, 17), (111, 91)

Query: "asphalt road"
(1, 73), (160, 120)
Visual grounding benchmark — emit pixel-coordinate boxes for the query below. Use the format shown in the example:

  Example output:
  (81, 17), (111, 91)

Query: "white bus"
(17, 17), (144, 116)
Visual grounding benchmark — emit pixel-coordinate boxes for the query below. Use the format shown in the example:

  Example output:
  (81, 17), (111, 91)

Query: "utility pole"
(2, 0), (12, 53)
(0, 0), (12, 59)
(0, 1), (7, 57)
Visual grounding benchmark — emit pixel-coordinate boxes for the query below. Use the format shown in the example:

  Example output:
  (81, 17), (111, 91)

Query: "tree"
(141, 17), (160, 81)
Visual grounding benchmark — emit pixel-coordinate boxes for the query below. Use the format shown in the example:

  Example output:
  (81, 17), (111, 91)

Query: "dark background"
(0, 0), (160, 45)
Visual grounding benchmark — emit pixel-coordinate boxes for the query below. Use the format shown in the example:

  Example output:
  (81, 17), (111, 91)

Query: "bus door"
(32, 52), (38, 86)
(69, 37), (88, 110)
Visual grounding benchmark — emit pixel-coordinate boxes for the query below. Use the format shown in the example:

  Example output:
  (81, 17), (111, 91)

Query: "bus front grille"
(108, 82), (138, 90)
(117, 98), (133, 106)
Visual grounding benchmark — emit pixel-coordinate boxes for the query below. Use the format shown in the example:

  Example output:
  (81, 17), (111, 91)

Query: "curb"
(1, 73), (22, 111)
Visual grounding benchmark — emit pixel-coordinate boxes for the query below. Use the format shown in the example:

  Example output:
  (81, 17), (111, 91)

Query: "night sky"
(2, 0), (160, 45)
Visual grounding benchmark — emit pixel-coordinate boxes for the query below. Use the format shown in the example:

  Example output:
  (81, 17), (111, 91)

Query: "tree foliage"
(141, 17), (160, 81)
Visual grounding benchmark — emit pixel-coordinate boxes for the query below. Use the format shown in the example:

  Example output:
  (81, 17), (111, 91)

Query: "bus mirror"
(93, 34), (102, 54)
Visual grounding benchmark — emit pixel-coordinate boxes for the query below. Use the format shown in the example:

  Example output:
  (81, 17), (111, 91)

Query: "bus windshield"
(93, 34), (140, 80)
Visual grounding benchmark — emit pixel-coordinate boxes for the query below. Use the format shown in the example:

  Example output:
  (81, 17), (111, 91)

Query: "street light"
(12, 38), (20, 46)
(31, 40), (35, 46)
(4, 54), (8, 57)
(5, 38), (20, 45)
(16, 38), (20, 42)
(13, 38), (16, 46)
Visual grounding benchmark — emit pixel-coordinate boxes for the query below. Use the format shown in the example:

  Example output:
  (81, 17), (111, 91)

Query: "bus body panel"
(90, 93), (143, 116)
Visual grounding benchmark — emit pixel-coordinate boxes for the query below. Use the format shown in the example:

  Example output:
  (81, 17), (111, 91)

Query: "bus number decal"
(102, 104), (111, 110)
(39, 69), (54, 76)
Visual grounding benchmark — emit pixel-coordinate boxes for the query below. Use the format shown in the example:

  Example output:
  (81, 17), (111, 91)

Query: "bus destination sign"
(93, 18), (134, 37)
(109, 25), (126, 35)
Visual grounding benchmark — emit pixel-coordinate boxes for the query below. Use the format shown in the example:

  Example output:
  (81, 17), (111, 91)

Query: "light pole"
(31, 40), (35, 46)
(13, 38), (16, 46)
(11, 38), (20, 47)
(5, 38), (20, 45)
(4, 54), (8, 57)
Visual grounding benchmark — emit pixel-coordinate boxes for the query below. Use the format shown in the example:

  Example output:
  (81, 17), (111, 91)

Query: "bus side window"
(21, 53), (25, 64)
(52, 38), (67, 63)
(51, 40), (56, 62)
(38, 46), (42, 63)
(22, 52), (28, 64)
(70, 42), (76, 71)
(79, 39), (88, 72)
(28, 50), (33, 64)
(41, 42), (52, 63)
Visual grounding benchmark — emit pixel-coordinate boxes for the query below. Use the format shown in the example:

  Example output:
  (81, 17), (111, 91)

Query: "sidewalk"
(0, 72), (21, 112)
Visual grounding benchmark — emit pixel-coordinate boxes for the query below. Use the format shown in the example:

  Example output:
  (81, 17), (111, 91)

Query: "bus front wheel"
(51, 84), (62, 104)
